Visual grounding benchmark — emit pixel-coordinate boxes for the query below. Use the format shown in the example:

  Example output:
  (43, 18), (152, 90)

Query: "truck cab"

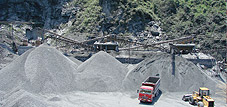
(138, 86), (154, 103)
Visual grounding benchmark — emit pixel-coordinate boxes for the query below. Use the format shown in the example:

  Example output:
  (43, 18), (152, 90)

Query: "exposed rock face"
(0, 0), (72, 29)
(0, 0), (162, 36)
(0, 0), (7, 4)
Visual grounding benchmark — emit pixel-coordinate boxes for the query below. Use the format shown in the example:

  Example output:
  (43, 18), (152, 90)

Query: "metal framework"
(0, 21), (197, 53)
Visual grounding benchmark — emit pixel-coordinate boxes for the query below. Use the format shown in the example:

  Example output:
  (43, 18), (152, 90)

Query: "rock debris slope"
(75, 51), (128, 92)
(123, 52), (216, 93)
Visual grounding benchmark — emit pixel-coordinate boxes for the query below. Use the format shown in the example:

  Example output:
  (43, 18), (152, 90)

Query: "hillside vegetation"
(0, 0), (225, 59)
(67, 0), (226, 59)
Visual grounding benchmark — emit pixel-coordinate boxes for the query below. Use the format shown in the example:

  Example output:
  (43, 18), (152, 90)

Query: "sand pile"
(0, 45), (78, 94)
(75, 51), (128, 92)
(123, 52), (216, 93)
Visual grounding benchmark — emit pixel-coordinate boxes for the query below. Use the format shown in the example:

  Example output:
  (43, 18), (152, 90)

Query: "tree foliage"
(68, 0), (226, 59)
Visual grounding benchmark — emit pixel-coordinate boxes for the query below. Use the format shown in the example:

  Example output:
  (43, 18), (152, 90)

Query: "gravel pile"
(75, 51), (128, 92)
(0, 88), (51, 107)
(67, 56), (82, 65)
(0, 45), (78, 94)
(0, 45), (219, 106)
(0, 48), (34, 92)
(123, 52), (216, 93)
(0, 44), (18, 70)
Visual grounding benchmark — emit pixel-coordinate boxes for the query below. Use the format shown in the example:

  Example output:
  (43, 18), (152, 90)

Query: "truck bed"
(142, 76), (160, 84)
(142, 76), (160, 94)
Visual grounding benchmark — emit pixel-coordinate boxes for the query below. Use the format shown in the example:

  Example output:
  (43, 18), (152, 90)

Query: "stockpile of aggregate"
(0, 44), (18, 70)
(75, 51), (128, 92)
(0, 48), (34, 93)
(123, 52), (216, 93)
(0, 88), (53, 107)
(0, 45), (78, 94)
(67, 56), (82, 65)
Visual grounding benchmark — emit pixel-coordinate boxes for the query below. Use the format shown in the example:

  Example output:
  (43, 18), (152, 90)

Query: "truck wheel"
(189, 96), (195, 105)
(198, 102), (204, 107)
(194, 100), (198, 105)
(155, 90), (159, 97)
(182, 96), (186, 101)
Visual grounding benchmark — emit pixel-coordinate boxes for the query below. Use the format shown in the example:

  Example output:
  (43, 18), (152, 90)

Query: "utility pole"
(11, 24), (14, 40)
(56, 36), (58, 47)
(226, 15), (227, 104)
(128, 39), (130, 64)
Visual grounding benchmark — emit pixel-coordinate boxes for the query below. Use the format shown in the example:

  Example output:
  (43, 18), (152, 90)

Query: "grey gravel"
(1, 88), (52, 107)
(123, 52), (216, 94)
(0, 45), (224, 107)
(75, 51), (128, 92)
(0, 45), (78, 94)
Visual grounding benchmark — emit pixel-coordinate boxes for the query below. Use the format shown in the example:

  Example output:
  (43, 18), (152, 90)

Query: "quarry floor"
(43, 91), (226, 107)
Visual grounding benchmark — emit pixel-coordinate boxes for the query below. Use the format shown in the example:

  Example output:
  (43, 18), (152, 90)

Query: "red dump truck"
(138, 76), (161, 103)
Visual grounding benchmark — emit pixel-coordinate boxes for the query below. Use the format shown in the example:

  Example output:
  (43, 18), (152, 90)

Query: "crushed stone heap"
(0, 44), (18, 70)
(0, 45), (78, 94)
(123, 52), (216, 93)
(75, 51), (128, 92)
(67, 56), (82, 65)
(0, 88), (52, 107)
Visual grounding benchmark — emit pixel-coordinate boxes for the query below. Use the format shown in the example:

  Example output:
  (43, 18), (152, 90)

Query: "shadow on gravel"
(139, 90), (162, 105)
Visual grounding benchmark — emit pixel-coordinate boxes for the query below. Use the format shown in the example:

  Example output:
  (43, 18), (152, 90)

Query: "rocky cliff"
(0, 0), (74, 29)
(0, 0), (226, 60)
